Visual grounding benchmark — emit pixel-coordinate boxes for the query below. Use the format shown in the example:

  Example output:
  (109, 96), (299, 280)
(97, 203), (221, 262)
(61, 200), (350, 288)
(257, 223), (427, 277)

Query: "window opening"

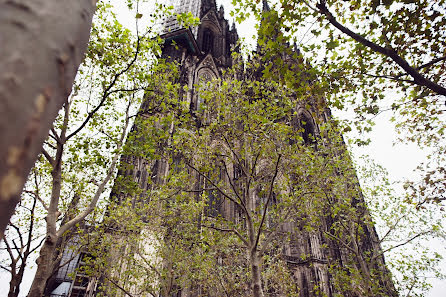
(196, 72), (213, 110)
(202, 29), (214, 53)
(300, 116), (315, 144)
(291, 113), (316, 145)
(205, 166), (223, 217)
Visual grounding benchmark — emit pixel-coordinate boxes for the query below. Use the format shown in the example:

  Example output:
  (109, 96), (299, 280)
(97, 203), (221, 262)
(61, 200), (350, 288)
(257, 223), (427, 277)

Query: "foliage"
(0, 169), (45, 297)
(3, 1), (444, 296)
(0, 1), (177, 296)
(232, 0), (446, 210)
(228, 1), (446, 293)
(86, 51), (402, 296)
(358, 156), (445, 296)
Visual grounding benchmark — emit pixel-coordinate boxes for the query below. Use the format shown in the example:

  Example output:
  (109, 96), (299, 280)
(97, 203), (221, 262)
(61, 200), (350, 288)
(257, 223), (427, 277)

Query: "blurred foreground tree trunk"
(0, 0), (96, 240)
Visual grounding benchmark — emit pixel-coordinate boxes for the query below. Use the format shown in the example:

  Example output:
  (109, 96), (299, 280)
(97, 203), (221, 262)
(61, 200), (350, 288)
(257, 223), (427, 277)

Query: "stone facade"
(151, 1), (396, 296)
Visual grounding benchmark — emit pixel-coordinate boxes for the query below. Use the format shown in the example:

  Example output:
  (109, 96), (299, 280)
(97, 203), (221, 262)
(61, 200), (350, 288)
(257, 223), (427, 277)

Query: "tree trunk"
(250, 249), (264, 297)
(8, 273), (21, 297)
(28, 234), (59, 297)
(8, 266), (18, 297)
(0, 0), (96, 240)
(8, 281), (18, 297)
(8, 261), (27, 297)
(28, 127), (64, 296)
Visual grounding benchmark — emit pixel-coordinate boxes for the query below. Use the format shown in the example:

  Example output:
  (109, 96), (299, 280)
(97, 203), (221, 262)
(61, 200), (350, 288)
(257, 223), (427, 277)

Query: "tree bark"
(28, 126), (64, 297)
(8, 250), (29, 297)
(28, 98), (128, 297)
(8, 276), (20, 297)
(28, 234), (59, 297)
(0, 0), (96, 240)
(250, 249), (264, 297)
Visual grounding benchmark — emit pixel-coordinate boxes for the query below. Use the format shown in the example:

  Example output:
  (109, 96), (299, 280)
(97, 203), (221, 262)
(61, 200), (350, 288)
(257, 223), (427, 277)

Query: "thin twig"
(254, 154), (281, 251)
(202, 224), (249, 246)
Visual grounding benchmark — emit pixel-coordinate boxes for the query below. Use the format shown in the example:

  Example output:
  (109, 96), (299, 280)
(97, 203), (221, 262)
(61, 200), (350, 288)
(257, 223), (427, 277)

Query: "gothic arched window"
(205, 164), (224, 217)
(202, 28), (214, 54)
(300, 115), (315, 144)
(196, 70), (214, 110)
(291, 112), (316, 145)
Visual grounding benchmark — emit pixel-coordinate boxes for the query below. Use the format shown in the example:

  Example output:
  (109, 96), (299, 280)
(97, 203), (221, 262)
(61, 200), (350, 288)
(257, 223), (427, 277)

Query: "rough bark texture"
(250, 250), (264, 297)
(28, 235), (58, 297)
(0, 0), (96, 239)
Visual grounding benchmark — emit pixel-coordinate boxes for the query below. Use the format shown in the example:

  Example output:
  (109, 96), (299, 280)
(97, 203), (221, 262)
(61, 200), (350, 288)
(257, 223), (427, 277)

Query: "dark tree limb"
(316, 0), (446, 96)
(395, 55), (446, 78)
(202, 223), (249, 246)
(66, 36), (142, 141)
(254, 154), (281, 251)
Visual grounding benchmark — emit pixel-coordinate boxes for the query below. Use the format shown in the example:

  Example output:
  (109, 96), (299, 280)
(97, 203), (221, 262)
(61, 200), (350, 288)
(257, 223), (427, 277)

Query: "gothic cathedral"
(45, 1), (397, 296)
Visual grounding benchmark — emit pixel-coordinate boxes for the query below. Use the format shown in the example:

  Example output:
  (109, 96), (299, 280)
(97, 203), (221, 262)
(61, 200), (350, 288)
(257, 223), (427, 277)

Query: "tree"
(6, 2), (171, 295)
(0, 2), (202, 294)
(85, 32), (446, 294)
(6, 1), (442, 295)
(0, 169), (44, 297)
(233, 0), (445, 132)
(358, 156), (445, 296)
(87, 51), (399, 296)
(0, 0), (97, 239)
(233, 0), (446, 210)
(0, 2), (203, 295)
(226, 2), (446, 291)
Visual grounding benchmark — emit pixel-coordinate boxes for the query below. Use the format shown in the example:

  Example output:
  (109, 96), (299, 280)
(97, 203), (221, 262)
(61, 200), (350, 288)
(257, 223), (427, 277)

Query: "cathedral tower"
(152, 1), (396, 296)
(160, 0), (238, 110)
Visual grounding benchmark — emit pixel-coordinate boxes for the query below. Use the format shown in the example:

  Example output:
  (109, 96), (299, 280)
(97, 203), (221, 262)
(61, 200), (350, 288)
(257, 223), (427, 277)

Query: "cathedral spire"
(257, 0), (281, 52)
(262, 0), (271, 12)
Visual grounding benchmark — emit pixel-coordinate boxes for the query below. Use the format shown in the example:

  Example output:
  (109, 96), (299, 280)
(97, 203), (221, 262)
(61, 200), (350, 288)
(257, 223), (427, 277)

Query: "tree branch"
(50, 128), (62, 145)
(2, 235), (15, 262)
(395, 55), (446, 78)
(254, 154), (281, 251)
(66, 36), (142, 141)
(134, 248), (161, 277)
(374, 231), (431, 260)
(221, 160), (249, 216)
(57, 97), (132, 237)
(361, 72), (415, 84)
(9, 223), (24, 249)
(0, 264), (11, 273)
(41, 148), (55, 166)
(324, 231), (357, 254)
(316, 0), (446, 96)
(247, 151), (261, 196)
(185, 161), (245, 212)
(29, 236), (46, 254)
(103, 274), (135, 297)
(202, 223), (249, 247)
(44, 141), (57, 151)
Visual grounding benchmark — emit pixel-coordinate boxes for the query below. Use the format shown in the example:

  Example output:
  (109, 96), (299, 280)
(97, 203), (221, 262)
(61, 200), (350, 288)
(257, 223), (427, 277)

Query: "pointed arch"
(202, 28), (215, 53)
(293, 109), (318, 145)
(198, 10), (223, 56)
(194, 65), (218, 110)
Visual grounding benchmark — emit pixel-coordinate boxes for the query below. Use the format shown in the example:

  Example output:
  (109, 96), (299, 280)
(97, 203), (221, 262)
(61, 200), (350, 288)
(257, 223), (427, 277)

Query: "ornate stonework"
(155, 2), (396, 296)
